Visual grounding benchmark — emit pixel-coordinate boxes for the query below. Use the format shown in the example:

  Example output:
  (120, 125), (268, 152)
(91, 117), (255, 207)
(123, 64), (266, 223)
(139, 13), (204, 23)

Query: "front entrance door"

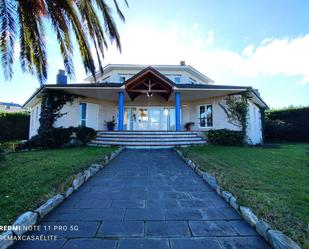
(124, 107), (177, 131)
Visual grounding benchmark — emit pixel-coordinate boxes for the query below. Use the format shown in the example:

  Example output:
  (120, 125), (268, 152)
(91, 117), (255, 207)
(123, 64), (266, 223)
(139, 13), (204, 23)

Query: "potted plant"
(105, 116), (117, 131)
(184, 122), (195, 131)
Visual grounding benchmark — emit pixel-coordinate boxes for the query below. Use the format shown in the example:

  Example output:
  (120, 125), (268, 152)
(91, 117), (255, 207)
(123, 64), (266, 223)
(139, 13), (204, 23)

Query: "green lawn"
(180, 144), (309, 248)
(0, 146), (116, 226)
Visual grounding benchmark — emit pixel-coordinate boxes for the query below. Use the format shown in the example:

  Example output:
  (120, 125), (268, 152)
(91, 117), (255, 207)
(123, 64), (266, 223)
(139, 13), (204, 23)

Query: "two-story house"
(24, 62), (267, 146)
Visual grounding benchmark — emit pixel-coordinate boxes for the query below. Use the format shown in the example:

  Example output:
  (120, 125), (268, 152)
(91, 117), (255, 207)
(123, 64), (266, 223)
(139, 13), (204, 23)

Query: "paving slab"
(189, 220), (238, 237)
(11, 239), (66, 249)
(218, 236), (271, 249)
(11, 149), (270, 249)
(118, 238), (170, 249)
(170, 238), (222, 249)
(97, 221), (144, 237)
(145, 221), (191, 237)
(62, 238), (117, 249)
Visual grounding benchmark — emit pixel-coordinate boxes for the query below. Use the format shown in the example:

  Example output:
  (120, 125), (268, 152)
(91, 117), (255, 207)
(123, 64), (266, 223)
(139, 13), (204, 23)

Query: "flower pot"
(107, 125), (114, 131)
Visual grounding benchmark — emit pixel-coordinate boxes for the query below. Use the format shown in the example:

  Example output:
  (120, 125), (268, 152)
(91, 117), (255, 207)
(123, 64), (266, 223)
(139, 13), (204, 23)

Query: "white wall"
(246, 100), (263, 144)
(187, 96), (241, 132)
(184, 96), (263, 144)
(54, 101), (79, 128)
(29, 103), (41, 138)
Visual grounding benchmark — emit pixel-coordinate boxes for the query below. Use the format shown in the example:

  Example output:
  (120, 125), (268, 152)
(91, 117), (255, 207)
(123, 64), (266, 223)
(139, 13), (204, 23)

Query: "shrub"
(69, 126), (96, 145)
(207, 129), (245, 146)
(16, 126), (96, 150)
(16, 127), (72, 150)
(0, 112), (30, 141)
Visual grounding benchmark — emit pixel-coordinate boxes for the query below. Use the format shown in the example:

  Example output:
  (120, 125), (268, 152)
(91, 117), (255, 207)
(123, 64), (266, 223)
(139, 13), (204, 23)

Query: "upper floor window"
(119, 76), (126, 83)
(102, 76), (110, 83)
(174, 76), (181, 83)
(189, 77), (197, 84)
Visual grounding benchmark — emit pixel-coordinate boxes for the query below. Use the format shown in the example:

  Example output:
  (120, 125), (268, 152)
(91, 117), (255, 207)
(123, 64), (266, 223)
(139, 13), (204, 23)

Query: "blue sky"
(1, 0), (309, 108)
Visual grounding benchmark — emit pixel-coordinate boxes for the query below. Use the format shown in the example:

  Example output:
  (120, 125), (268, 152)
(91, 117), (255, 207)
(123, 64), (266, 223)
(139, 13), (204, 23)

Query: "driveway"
(12, 149), (270, 249)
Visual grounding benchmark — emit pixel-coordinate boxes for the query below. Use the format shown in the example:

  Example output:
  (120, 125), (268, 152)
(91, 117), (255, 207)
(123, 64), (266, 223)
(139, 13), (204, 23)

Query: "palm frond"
(0, 0), (128, 83)
(0, 0), (16, 80)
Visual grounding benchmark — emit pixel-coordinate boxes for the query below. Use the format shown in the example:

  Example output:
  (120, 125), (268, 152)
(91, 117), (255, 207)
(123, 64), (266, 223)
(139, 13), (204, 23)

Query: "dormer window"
(119, 76), (126, 83)
(174, 76), (181, 83)
(102, 76), (110, 83)
(189, 77), (196, 84)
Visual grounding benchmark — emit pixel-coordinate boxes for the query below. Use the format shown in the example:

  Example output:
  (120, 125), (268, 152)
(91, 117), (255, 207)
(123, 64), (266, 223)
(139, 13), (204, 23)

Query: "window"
(189, 77), (197, 84)
(199, 105), (213, 127)
(36, 106), (39, 120)
(174, 76), (181, 83)
(80, 103), (87, 127)
(119, 76), (126, 83)
(102, 76), (110, 83)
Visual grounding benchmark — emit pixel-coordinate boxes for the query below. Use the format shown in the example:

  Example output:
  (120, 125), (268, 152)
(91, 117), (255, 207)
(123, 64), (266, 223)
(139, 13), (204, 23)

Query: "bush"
(207, 129), (245, 146)
(0, 112), (30, 141)
(16, 127), (72, 150)
(16, 126), (96, 150)
(265, 106), (309, 142)
(70, 126), (97, 145)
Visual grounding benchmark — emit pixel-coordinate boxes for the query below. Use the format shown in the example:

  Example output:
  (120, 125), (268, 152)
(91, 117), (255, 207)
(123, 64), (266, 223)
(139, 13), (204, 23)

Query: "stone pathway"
(12, 149), (271, 249)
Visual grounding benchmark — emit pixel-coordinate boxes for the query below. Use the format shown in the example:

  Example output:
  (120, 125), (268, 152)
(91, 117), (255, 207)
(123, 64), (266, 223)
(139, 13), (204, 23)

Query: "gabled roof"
(125, 67), (174, 100)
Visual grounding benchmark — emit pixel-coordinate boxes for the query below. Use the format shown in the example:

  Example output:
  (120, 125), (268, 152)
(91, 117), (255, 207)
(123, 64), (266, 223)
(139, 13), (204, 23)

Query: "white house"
(24, 62), (267, 146)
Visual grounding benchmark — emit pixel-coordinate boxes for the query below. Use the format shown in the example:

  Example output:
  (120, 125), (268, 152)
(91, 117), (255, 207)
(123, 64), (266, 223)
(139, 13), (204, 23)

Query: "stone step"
(89, 140), (206, 146)
(97, 131), (196, 135)
(92, 137), (203, 143)
(96, 134), (199, 138)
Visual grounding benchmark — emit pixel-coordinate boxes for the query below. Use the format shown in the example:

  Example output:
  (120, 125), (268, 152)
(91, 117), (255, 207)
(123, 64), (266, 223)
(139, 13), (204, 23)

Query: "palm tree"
(0, 0), (128, 84)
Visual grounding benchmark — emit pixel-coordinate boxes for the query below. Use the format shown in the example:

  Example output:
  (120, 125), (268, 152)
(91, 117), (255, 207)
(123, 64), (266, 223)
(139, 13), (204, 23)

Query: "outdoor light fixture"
(146, 92), (153, 97)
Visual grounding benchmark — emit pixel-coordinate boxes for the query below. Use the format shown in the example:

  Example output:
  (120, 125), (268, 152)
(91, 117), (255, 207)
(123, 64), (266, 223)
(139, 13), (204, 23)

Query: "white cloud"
(97, 23), (309, 85)
(242, 44), (254, 56)
(205, 30), (214, 45)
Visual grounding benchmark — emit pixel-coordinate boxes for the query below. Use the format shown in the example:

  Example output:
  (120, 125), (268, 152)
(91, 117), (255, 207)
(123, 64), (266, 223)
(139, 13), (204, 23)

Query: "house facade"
(0, 102), (26, 113)
(24, 62), (267, 144)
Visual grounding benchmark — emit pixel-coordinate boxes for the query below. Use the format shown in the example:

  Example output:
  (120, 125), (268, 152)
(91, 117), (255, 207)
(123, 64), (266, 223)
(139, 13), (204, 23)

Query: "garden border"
(173, 147), (301, 249)
(0, 146), (124, 249)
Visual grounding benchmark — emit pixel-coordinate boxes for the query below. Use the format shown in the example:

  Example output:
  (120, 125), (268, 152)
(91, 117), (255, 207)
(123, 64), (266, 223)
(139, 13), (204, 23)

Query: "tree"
(0, 0), (128, 84)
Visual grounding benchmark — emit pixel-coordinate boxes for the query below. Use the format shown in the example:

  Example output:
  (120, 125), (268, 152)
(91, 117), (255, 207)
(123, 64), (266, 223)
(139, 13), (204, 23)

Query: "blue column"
(118, 91), (124, 131)
(175, 92), (181, 131)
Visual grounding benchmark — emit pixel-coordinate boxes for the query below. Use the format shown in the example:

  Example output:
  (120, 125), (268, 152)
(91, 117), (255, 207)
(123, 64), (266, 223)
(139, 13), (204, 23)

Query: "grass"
(0, 146), (116, 226)
(180, 144), (309, 248)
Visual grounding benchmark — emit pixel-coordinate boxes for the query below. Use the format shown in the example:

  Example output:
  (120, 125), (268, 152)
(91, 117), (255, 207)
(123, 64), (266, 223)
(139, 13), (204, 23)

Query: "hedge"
(207, 129), (245, 146)
(0, 112), (30, 141)
(264, 106), (309, 142)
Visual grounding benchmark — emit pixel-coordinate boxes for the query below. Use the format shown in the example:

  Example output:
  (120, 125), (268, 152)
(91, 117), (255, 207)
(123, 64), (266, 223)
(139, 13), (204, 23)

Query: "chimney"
(56, 69), (67, 85)
(180, 60), (186, 66)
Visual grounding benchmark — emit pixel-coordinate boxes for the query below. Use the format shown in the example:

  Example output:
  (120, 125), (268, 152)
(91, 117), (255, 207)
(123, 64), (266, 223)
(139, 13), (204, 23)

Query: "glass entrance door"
(138, 108), (148, 130)
(124, 107), (177, 131)
(149, 109), (160, 130)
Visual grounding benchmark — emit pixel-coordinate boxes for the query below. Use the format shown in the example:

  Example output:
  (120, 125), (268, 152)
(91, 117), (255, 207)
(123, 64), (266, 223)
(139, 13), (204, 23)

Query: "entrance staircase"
(89, 131), (207, 148)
